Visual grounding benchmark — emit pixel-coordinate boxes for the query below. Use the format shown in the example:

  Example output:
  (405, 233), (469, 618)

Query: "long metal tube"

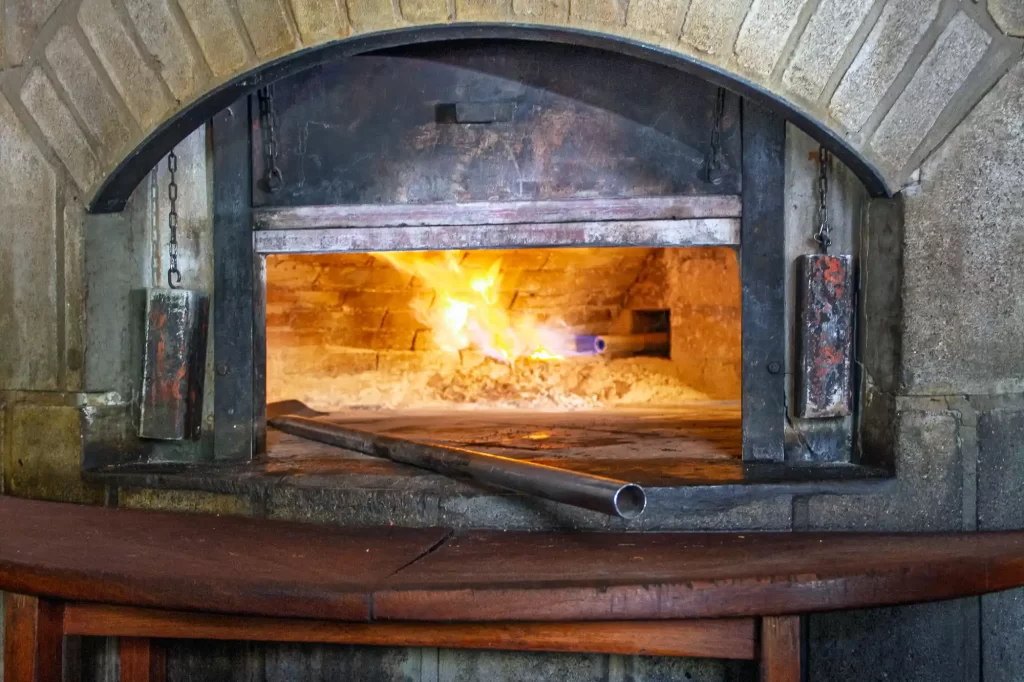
(269, 415), (647, 519)
(575, 333), (670, 357)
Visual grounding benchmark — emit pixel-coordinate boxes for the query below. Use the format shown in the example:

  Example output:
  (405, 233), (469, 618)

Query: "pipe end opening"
(614, 484), (647, 519)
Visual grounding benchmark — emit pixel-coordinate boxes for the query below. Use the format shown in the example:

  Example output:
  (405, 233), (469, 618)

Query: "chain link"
(166, 149), (181, 289)
(257, 86), (283, 193)
(813, 146), (831, 253)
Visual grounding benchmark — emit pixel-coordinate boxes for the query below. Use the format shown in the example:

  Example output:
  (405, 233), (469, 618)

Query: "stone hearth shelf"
(84, 406), (892, 531)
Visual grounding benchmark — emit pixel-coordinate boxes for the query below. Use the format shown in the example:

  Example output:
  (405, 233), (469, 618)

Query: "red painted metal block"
(796, 254), (853, 418)
(138, 288), (209, 440)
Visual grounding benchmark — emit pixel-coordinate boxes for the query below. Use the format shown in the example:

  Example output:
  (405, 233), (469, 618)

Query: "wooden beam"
(255, 219), (740, 255)
(120, 638), (166, 682)
(8, 498), (1024, 622)
(2, 594), (63, 682)
(760, 615), (802, 682)
(63, 604), (756, 660)
(253, 195), (742, 230)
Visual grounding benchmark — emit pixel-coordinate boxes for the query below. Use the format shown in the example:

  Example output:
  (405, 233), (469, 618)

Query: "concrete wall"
(800, 59), (1024, 682)
(1, 0), (1024, 679)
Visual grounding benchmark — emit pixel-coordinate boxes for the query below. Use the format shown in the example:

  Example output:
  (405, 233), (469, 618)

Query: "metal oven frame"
(209, 89), (787, 466)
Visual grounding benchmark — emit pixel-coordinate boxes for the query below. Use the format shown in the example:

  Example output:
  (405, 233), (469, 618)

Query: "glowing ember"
(376, 251), (570, 363)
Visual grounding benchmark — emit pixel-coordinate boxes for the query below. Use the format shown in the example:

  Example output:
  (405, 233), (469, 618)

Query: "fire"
(376, 251), (571, 363)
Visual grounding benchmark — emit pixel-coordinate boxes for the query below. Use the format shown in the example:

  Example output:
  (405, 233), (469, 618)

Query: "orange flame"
(376, 251), (570, 363)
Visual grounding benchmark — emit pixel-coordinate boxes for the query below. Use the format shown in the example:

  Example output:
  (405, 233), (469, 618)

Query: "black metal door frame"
(210, 99), (786, 465)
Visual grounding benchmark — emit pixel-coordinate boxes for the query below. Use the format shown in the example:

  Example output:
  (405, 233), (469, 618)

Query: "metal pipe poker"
(269, 413), (647, 519)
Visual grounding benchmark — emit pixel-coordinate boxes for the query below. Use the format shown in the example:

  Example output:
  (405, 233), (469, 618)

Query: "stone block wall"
(1, 0), (1023, 679)
(625, 247), (742, 398)
(798, 60), (1024, 681)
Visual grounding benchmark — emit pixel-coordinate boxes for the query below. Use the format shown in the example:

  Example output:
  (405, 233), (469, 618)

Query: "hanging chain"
(166, 149), (181, 289)
(257, 86), (283, 193)
(813, 146), (831, 253)
(705, 87), (726, 185)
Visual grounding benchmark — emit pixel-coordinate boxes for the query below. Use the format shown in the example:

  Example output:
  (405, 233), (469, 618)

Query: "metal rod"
(575, 333), (670, 357)
(268, 415), (647, 519)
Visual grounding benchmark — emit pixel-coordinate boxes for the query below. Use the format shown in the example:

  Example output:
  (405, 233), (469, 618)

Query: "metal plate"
(138, 288), (209, 440)
(252, 195), (742, 230)
(252, 41), (742, 207)
(254, 219), (740, 254)
(740, 100), (786, 462)
(797, 253), (854, 418)
(212, 99), (256, 460)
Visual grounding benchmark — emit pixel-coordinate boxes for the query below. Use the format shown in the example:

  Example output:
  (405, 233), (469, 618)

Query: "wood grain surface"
(375, 530), (1024, 620)
(0, 496), (448, 620)
(63, 604), (757, 660)
(120, 637), (166, 682)
(2, 594), (63, 682)
(760, 615), (802, 682)
(3, 497), (1024, 623)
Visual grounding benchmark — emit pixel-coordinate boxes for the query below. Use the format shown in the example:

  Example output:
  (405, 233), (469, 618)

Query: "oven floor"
(267, 402), (742, 487)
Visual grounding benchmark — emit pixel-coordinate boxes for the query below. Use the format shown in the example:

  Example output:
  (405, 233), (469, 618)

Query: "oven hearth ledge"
(82, 458), (892, 531)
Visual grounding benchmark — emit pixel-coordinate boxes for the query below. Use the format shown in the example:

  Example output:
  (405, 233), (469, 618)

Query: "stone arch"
(0, 0), (1019, 393)
(92, 24), (894, 211)
(1, 0), (1016, 214)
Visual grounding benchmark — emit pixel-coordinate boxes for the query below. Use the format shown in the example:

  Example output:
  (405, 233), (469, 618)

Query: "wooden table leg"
(3, 594), (64, 682)
(120, 638), (166, 682)
(760, 615), (802, 682)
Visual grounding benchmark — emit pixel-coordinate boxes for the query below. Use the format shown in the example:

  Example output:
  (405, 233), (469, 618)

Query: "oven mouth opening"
(265, 245), (740, 414)
(263, 244), (743, 490)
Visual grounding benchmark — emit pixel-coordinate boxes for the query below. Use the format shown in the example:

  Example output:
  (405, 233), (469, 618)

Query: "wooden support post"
(2, 594), (64, 682)
(760, 615), (802, 682)
(120, 638), (166, 682)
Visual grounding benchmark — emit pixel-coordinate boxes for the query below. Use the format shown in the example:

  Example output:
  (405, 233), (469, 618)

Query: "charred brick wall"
(264, 246), (742, 405)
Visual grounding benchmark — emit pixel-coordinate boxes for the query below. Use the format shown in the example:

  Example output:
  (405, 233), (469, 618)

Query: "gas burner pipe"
(575, 333), (669, 357)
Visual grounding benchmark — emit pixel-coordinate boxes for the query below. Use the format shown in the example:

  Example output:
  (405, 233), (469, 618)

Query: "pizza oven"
(83, 38), (887, 528)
